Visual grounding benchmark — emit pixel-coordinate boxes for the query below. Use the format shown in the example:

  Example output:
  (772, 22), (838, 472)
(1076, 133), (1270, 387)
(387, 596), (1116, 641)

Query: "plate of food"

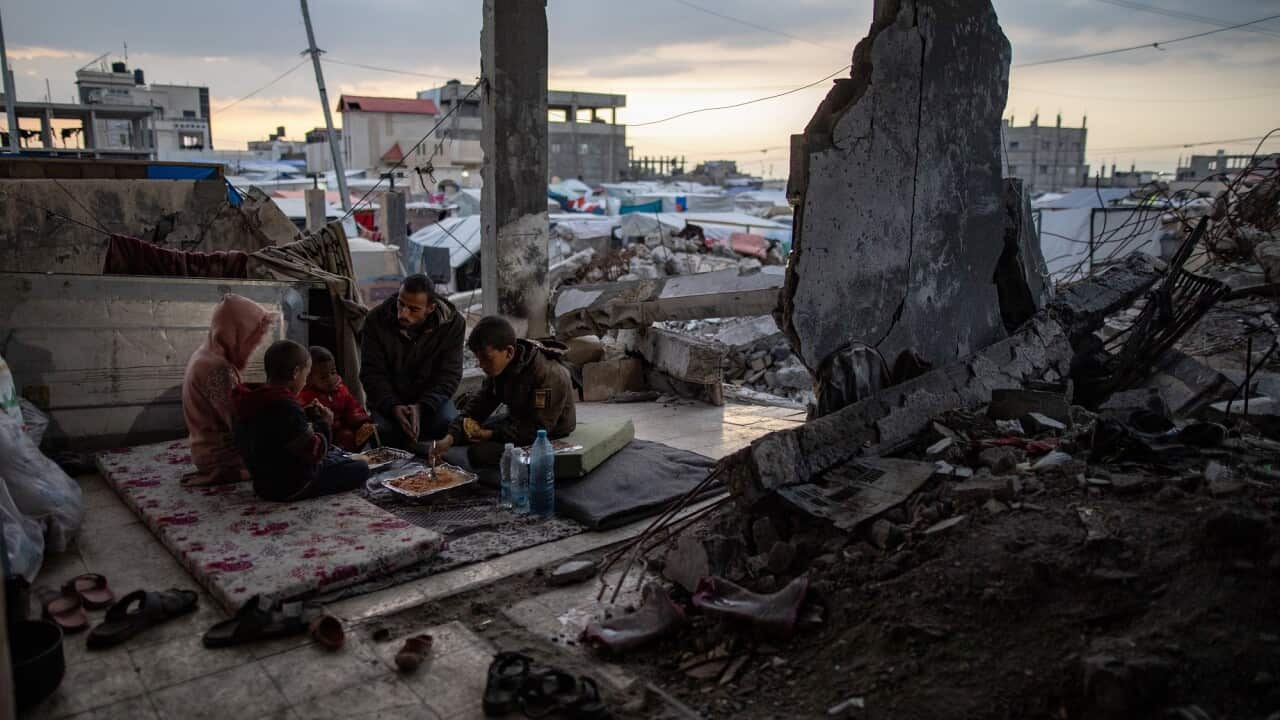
(349, 446), (414, 473)
(381, 463), (478, 499)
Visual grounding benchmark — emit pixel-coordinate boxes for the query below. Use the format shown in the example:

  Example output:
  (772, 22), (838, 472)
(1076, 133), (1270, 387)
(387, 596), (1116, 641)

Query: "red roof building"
(337, 96), (438, 115)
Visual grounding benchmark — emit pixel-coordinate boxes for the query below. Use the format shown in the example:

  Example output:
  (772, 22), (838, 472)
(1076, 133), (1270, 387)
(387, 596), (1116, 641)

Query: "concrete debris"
(1022, 412), (1067, 434)
(988, 387), (1072, 424)
(548, 559), (598, 586)
(582, 358), (646, 402)
(782, 0), (1017, 400)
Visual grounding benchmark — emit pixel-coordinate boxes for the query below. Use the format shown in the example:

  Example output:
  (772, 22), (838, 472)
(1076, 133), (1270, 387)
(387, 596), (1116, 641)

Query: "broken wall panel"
(781, 0), (1013, 378)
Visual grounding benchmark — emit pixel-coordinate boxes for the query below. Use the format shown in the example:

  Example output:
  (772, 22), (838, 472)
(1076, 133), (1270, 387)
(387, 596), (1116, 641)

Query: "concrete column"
(481, 0), (549, 337)
(304, 187), (327, 232)
(84, 110), (97, 150)
(40, 108), (52, 148)
(380, 189), (407, 249)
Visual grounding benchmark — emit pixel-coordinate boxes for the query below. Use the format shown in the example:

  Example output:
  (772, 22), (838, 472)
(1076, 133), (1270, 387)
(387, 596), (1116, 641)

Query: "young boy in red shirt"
(296, 346), (376, 452)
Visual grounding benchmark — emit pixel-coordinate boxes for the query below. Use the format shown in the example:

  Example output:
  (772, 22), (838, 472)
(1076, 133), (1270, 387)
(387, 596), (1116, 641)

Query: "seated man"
(297, 346), (376, 452)
(233, 339), (369, 502)
(360, 274), (464, 451)
(433, 316), (576, 468)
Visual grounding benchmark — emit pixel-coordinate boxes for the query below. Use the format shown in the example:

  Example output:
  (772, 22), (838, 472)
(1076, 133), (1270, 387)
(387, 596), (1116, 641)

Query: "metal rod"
(300, 0), (351, 213)
(1245, 336), (1254, 420)
(0, 7), (19, 152)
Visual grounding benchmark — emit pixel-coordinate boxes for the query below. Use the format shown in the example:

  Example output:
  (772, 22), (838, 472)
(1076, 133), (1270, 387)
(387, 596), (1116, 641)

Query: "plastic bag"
(0, 353), (83, 554)
(0, 471), (44, 581)
(19, 398), (49, 446)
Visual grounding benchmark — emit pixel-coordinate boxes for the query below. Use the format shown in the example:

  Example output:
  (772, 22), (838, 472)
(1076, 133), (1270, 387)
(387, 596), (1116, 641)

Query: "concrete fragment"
(925, 437), (954, 456)
(582, 358), (646, 402)
(548, 559), (598, 586)
(638, 327), (725, 385)
(1032, 451), (1073, 471)
(774, 365), (812, 391)
(867, 519), (905, 550)
(995, 178), (1051, 332)
(782, 0), (1012, 384)
(989, 388), (1071, 423)
(978, 447), (1019, 475)
(1022, 412), (1067, 434)
(663, 532), (711, 594)
(552, 268), (785, 339)
(924, 515), (968, 535)
(952, 474), (1016, 503)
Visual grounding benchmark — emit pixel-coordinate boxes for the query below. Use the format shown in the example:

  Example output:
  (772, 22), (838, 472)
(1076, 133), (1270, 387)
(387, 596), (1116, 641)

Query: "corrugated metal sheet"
(0, 273), (315, 448)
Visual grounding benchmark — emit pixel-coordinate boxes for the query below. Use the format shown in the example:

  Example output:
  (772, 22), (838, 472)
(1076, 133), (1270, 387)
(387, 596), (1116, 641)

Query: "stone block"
(639, 327), (725, 385)
(582, 358), (646, 402)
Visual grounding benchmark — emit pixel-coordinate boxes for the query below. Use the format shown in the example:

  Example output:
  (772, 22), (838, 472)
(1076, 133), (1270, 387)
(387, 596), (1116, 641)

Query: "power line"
(1009, 85), (1280, 104)
(322, 58), (462, 82)
(670, 0), (843, 51)
(1013, 12), (1280, 68)
(1091, 0), (1280, 38)
(629, 65), (849, 127)
(214, 58), (309, 113)
(1089, 134), (1276, 153)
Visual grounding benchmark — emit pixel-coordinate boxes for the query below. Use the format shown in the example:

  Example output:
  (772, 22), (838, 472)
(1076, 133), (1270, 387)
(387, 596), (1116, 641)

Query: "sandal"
(64, 573), (114, 610)
(35, 586), (88, 634)
(520, 669), (580, 719)
(202, 595), (323, 649)
(309, 614), (345, 651)
(483, 652), (532, 716)
(571, 676), (609, 720)
(393, 634), (434, 673)
(86, 589), (198, 649)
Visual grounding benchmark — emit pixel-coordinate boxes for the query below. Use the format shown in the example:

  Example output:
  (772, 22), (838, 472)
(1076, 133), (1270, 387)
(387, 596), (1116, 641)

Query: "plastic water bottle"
(499, 443), (515, 510)
(511, 449), (530, 514)
(529, 430), (555, 518)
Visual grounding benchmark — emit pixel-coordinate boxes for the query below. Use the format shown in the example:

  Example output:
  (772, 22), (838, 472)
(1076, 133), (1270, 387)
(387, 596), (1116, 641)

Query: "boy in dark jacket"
(234, 339), (369, 501)
(432, 316), (576, 468)
(297, 346), (376, 451)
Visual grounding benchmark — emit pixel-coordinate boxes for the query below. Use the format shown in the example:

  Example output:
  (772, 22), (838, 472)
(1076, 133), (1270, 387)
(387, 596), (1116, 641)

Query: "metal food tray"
(351, 447), (414, 473)
(380, 462), (478, 499)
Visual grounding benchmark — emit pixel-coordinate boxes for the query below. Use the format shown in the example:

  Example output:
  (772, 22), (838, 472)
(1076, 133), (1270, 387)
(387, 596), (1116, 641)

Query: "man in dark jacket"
(360, 274), (464, 449)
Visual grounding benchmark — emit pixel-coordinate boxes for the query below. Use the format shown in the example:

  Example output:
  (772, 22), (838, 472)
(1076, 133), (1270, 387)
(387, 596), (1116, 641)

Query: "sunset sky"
(5, 0), (1278, 178)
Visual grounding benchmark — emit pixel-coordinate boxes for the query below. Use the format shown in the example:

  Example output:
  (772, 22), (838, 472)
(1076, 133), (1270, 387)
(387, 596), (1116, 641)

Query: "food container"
(350, 446), (414, 473)
(380, 462), (478, 499)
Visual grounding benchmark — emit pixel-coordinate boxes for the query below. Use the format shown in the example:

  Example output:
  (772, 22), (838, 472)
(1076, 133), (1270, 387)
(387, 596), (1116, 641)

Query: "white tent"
(407, 216), (482, 269)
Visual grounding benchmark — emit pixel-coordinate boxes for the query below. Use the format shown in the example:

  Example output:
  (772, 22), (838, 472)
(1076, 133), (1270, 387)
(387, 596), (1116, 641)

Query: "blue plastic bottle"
(528, 430), (555, 518)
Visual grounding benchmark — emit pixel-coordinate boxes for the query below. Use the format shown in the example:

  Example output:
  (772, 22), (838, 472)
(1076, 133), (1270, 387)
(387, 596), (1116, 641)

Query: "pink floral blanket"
(95, 440), (442, 612)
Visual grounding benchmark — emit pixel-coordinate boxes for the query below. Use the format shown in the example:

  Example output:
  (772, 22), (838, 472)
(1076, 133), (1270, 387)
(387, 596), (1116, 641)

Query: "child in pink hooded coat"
(181, 294), (273, 486)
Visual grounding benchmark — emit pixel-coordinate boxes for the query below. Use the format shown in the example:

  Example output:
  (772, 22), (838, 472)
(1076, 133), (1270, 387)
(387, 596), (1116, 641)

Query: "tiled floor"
(19, 401), (803, 719)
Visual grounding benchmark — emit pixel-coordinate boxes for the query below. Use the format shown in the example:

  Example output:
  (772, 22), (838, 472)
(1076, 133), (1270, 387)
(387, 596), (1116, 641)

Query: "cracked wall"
(780, 0), (1013, 400)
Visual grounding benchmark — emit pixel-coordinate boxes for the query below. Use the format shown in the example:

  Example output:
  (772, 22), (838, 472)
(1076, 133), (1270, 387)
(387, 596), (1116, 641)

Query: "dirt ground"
(366, 403), (1280, 720)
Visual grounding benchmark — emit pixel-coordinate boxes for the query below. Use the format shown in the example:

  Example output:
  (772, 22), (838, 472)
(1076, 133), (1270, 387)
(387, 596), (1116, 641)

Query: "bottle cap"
(537, 429), (548, 438)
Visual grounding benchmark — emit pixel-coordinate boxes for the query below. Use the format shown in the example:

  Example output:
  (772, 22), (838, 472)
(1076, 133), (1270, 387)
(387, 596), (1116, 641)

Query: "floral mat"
(95, 440), (443, 612)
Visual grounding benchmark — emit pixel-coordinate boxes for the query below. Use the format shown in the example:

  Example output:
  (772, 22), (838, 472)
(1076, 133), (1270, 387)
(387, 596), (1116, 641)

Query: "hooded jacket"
(359, 294), (465, 419)
(232, 383), (330, 501)
(447, 338), (576, 446)
(182, 294), (273, 477)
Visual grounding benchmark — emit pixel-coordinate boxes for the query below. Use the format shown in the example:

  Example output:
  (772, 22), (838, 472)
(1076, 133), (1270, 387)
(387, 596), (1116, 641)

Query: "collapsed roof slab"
(781, 0), (1016, 387)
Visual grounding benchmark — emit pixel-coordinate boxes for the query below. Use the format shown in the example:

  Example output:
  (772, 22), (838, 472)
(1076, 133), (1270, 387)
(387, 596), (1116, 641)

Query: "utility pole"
(0, 7), (19, 152)
(300, 0), (351, 213)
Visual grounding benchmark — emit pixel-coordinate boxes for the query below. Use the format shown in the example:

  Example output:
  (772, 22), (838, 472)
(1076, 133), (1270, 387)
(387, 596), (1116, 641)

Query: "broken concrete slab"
(548, 559), (598, 586)
(553, 268), (785, 338)
(722, 313), (1073, 510)
(774, 457), (935, 532)
(782, 0), (1013, 382)
(1049, 253), (1165, 347)
(638, 327), (725, 385)
(715, 315), (783, 349)
(582, 358), (646, 402)
(995, 178), (1052, 332)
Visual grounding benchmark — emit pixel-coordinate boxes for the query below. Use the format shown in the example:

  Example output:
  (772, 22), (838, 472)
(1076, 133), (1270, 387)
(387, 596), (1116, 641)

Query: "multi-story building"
(1002, 114), (1089, 193)
(75, 62), (211, 161)
(336, 95), (444, 192)
(417, 82), (629, 185)
(304, 127), (343, 175)
(1176, 150), (1280, 182)
(247, 126), (306, 163)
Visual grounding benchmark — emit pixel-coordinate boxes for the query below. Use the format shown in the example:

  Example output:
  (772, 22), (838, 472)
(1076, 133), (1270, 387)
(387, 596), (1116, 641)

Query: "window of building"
(1039, 165), (1048, 173)
(576, 109), (593, 123)
(1009, 141), (1019, 150)
(179, 132), (203, 150)
(578, 143), (590, 155)
(594, 108), (614, 124)
(551, 143), (561, 154)
(182, 110), (196, 118)
(548, 108), (567, 123)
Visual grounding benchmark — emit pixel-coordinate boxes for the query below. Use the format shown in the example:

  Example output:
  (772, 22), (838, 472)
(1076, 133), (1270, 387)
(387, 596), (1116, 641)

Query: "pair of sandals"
(203, 595), (343, 650)
(484, 652), (608, 719)
(40, 574), (199, 650)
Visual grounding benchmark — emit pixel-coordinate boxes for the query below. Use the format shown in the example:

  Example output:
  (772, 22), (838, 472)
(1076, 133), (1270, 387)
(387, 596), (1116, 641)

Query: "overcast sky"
(5, 0), (1278, 176)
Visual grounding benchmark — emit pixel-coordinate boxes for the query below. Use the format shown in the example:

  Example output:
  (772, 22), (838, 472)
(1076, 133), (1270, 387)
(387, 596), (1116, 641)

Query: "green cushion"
(555, 418), (635, 478)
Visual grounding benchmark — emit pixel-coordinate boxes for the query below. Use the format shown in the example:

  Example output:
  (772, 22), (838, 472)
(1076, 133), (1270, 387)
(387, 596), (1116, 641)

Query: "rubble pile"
(656, 316), (816, 406)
